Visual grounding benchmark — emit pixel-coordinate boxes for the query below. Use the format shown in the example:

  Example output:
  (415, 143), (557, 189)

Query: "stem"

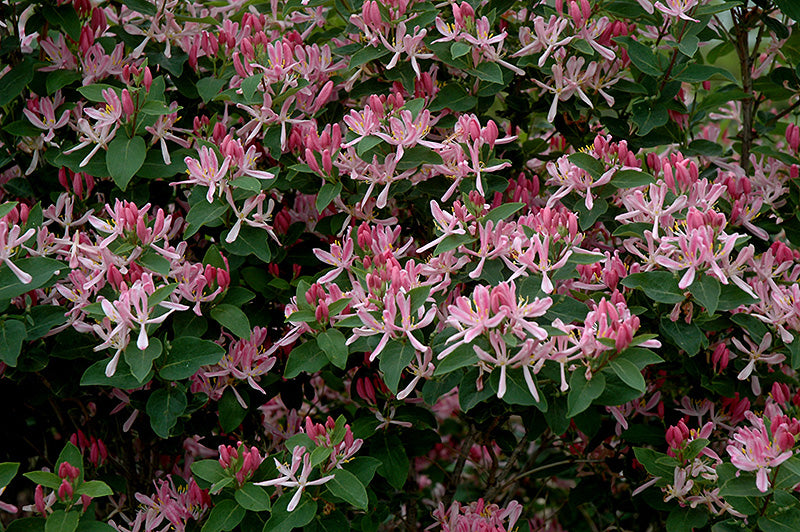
(733, 6), (757, 174)
(766, 99), (800, 127)
(441, 424), (476, 510)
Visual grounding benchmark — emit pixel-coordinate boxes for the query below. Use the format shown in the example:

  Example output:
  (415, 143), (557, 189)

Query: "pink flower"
(23, 95), (70, 143)
(731, 332), (785, 382)
(440, 285), (506, 359)
(727, 411), (794, 492)
(174, 147), (232, 203)
(654, 0), (699, 22)
(0, 221), (35, 284)
(254, 446), (334, 511)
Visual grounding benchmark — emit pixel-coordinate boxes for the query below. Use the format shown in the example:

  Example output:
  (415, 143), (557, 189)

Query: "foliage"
(1, 0), (800, 531)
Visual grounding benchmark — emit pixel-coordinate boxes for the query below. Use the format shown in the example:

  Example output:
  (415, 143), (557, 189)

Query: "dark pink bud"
(79, 26), (94, 54)
(58, 479), (73, 500)
(315, 300), (329, 323)
(216, 268), (230, 289)
(322, 149), (332, 175)
(91, 7), (107, 33)
(35, 484), (46, 515)
(776, 426), (795, 452)
(143, 67), (153, 92)
(120, 89), (134, 119)
(212, 122), (227, 145)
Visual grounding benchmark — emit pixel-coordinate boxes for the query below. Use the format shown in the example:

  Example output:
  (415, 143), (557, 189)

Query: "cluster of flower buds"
(218, 443), (264, 487)
(69, 431), (108, 467)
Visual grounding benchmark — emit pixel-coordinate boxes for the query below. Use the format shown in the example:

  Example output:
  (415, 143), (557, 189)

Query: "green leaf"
(611, 169), (655, 189)
(621, 272), (685, 304)
(408, 285), (431, 314)
(23, 471), (61, 490)
(616, 347), (664, 370)
(124, 0), (157, 15)
(160, 337), (225, 380)
(402, 98), (425, 120)
(219, 387), (248, 433)
(666, 507), (708, 532)
(185, 196), (227, 239)
(373, 434), (409, 490)
(632, 101), (669, 136)
(80, 359), (148, 389)
(609, 358), (645, 393)
(139, 101), (178, 116)
(473, 62), (504, 84)
(689, 275), (721, 316)
(0, 258), (65, 301)
(483, 202), (525, 224)
(124, 339), (162, 384)
(633, 448), (678, 478)
(574, 197), (608, 231)
(318, 328), (348, 369)
(617, 36), (662, 76)
(396, 145), (443, 169)
(674, 64), (737, 83)
(201, 499), (246, 532)
(191, 459), (227, 484)
(0, 57), (35, 107)
(223, 225), (272, 263)
(677, 35), (699, 57)
(211, 304), (251, 339)
(349, 46), (390, 68)
(26, 306), (67, 341)
(758, 507), (800, 532)
(0, 320), (26, 367)
(240, 74), (263, 101)
(775, 0), (800, 21)
(566, 371), (605, 417)
(235, 483), (271, 511)
(75, 521), (116, 532)
(75, 480), (113, 498)
(326, 469), (368, 510)
(568, 153), (605, 179)
(660, 317), (706, 356)
(432, 233), (475, 255)
(76, 84), (117, 102)
(106, 135), (146, 191)
(46, 70), (82, 95)
(45, 511), (79, 532)
(263, 494), (317, 532)
(0, 202), (18, 219)
(0, 463), (19, 488)
(316, 183), (342, 212)
(719, 475), (765, 497)
(42, 5), (81, 40)
(138, 251), (172, 277)
(284, 339), (328, 378)
(145, 387), (187, 438)
(717, 283), (758, 311)
(355, 136), (383, 157)
(429, 83), (477, 113)
(196, 78), (227, 103)
(450, 41), (471, 59)
(433, 343), (477, 375)
(378, 341), (416, 394)
(683, 438), (710, 461)
(343, 456), (382, 486)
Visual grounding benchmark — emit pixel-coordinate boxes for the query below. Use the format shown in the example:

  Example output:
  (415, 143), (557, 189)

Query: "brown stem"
(441, 425), (476, 510)
(767, 99), (800, 127)
(734, 7), (757, 174)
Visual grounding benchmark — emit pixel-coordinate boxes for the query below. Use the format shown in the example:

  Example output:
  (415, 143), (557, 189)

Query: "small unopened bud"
(143, 67), (153, 92)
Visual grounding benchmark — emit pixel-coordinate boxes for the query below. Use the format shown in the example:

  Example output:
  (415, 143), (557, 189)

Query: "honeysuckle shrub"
(3, 0), (800, 530)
